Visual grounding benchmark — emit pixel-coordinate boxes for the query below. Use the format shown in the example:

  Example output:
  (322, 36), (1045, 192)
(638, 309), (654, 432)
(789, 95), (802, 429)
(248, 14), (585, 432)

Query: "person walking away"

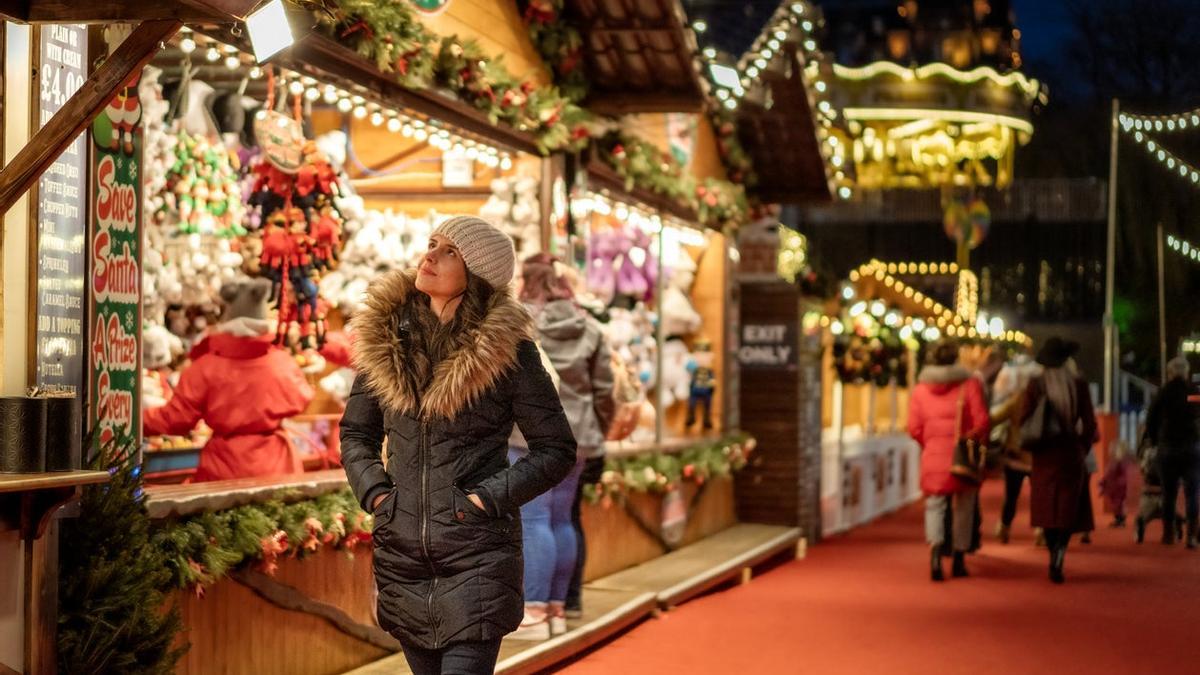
(1099, 441), (1134, 528)
(508, 254), (615, 638)
(1020, 338), (1097, 584)
(1134, 428), (1185, 543)
(990, 354), (1041, 543)
(908, 339), (990, 581)
(1144, 356), (1200, 548)
(341, 216), (577, 674)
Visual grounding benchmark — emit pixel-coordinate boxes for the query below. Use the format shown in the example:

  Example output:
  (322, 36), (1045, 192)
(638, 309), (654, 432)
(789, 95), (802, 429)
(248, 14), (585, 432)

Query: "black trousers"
(399, 639), (503, 675)
(1158, 450), (1200, 536)
(566, 456), (606, 609)
(1001, 466), (1029, 527)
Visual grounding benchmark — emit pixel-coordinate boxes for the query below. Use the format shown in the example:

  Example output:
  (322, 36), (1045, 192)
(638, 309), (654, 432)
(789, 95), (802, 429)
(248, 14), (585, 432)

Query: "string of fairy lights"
(1118, 111), (1200, 187)
(1166, 234), (1200, 264)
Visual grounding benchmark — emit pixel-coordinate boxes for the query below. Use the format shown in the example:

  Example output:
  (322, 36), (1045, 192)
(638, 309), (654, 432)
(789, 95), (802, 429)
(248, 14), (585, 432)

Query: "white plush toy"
(142, 325), (184, 408)
(661, 253), (702, 337)
(660, 338), (693, 409)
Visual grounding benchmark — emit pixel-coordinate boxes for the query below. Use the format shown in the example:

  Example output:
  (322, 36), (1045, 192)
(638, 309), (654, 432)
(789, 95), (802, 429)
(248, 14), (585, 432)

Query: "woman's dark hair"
(520, 253), (574, 305)
(399, 270), (495, 393)
(927, 338), (960, 367)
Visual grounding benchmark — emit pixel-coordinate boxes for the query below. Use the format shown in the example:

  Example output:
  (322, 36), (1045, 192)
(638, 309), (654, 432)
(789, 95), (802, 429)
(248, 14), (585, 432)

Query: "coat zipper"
(419, 425), (440, 647)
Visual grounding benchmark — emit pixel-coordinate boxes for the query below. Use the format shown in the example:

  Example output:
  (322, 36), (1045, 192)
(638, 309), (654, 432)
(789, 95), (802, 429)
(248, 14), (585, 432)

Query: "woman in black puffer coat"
(341, 216), (577, 674)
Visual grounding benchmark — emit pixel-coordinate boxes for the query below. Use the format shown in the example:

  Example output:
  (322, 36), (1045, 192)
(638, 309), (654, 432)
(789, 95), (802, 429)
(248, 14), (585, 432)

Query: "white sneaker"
(508, 612), (550, 641)
(549, 615), (567, 636)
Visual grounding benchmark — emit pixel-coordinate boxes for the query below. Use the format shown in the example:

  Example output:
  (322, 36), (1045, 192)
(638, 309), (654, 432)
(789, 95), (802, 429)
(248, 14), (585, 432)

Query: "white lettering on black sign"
(738, 323), (796, 368)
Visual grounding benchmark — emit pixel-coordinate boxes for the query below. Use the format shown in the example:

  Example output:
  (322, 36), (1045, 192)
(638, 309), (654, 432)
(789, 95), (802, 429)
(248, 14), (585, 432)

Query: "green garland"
(599, 132), (748, 231)
(518, 0), (589, 103)
(710, 108), (757, 188)
(311, 0), (590, 153)
(153, 488), (373, 592)
(582, 433), (756, 506)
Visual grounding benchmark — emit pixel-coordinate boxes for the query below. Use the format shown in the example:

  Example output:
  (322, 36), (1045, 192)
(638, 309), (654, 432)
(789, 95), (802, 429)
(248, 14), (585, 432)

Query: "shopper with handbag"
(908, 339), (990, 581)
(1019, 337), (1097, 584)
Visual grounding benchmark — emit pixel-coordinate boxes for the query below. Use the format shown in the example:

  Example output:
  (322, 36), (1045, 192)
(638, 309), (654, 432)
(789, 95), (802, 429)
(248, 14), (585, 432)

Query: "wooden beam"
(13, 0), (256, 23)
(585, 90), (705, 115)
(0, 19), (180, 218)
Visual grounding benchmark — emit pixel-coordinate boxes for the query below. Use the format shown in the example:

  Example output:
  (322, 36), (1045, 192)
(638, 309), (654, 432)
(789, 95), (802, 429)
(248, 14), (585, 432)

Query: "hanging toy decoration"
(943, 197), (990, 250)
(246, 67), (345, 351)
(160, 131), (246, 237)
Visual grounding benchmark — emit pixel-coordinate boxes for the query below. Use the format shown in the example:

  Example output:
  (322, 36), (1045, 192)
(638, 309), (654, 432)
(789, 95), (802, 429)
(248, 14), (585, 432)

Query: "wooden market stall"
(817, 259), (1033, 535)
(0, 2), (807, 673)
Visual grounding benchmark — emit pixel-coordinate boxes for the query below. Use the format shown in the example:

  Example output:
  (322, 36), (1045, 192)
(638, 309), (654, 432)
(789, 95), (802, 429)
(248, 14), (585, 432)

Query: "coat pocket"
(371, 489), (399, 537)
(450, 487), (512, 533)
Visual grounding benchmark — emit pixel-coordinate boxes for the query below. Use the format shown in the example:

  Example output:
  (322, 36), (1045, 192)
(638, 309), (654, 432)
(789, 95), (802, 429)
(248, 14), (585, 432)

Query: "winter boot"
(1049, 547), (1066, 584)
(1163, 520), (1177, 545)
(951, 552), (969, 578)
(1187, 519), (1198, 550)
(930, 546), (944, 582)
(1136, 517), (1146, 544)
(995, 522), (1010, 544)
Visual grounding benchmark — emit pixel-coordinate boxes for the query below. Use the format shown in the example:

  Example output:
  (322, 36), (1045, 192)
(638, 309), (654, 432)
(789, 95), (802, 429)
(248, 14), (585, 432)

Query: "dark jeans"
(566, 456), (606, 610)
(399, 639), (502, 675)
(1158, 449), (1200, 535)
(1001, 466), (1029, 527)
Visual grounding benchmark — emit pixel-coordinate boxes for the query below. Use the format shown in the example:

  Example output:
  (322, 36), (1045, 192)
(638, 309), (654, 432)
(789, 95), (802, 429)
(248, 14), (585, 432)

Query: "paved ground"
(561, 481), (1200, 674)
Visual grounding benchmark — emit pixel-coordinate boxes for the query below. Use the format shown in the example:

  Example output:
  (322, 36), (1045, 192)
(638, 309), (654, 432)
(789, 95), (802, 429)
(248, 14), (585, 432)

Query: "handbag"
(1019, 385), (1063, 451)
(949, 385), (986, 484)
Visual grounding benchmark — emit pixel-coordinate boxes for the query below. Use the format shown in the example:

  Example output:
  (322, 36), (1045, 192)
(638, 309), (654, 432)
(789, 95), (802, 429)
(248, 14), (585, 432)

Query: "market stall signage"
(35, 24), (88, 395)
(88, 72), (143, 448)
(738, 323), (796, 368)
(412, 0), (452, 15)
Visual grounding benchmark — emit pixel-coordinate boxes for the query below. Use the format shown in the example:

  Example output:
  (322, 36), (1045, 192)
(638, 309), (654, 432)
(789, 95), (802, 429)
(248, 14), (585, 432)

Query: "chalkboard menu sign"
(35, 24), (88, 395)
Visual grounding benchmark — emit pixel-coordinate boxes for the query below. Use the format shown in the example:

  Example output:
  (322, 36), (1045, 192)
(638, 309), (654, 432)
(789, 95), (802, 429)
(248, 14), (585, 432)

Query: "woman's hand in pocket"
(466, 493), (486, 513)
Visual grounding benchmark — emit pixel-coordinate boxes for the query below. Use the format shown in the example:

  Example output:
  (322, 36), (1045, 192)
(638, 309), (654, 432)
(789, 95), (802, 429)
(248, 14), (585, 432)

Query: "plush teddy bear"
(142, 324), (184, 408)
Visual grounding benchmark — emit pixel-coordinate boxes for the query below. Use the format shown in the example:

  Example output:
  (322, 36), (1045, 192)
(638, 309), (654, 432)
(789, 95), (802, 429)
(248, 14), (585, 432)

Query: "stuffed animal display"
(321, 209), (434, 312)
(158, 130), (246, 237)
(587, 222), (658, 306)
(478, 176), (541, 258)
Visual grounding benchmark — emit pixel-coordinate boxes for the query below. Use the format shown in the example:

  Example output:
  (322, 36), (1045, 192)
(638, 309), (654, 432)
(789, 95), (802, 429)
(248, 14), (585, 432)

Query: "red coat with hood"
(143, 329), (314, 482)
(907, 364), (989, 495)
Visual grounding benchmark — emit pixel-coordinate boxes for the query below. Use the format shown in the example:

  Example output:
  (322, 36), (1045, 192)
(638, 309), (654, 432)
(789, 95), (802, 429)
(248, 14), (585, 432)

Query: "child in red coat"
(1099, 442), (1134, 528)
(144, 279), (314, 481)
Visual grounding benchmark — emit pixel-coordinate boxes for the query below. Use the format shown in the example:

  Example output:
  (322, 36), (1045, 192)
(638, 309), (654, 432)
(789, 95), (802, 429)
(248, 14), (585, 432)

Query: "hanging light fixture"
(245, 0), (295, 63)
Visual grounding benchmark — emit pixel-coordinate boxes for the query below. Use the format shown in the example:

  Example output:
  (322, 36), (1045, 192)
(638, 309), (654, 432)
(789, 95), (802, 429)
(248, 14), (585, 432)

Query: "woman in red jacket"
(908, 339), (989, 581)
(144, 279), (315, 482)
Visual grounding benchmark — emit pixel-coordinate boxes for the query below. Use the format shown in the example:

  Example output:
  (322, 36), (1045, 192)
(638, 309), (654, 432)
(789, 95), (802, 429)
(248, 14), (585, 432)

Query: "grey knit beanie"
(433, 215), (516, 290)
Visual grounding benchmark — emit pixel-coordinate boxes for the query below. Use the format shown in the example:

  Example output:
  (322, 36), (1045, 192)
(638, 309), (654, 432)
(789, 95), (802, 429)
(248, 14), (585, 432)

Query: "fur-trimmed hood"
(918, 364), (971, 388)
(350, 270), (533, 420)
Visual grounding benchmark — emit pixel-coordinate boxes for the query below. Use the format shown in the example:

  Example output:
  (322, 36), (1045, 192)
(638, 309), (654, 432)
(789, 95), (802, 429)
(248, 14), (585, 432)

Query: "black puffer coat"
(340, 270), (576, 649)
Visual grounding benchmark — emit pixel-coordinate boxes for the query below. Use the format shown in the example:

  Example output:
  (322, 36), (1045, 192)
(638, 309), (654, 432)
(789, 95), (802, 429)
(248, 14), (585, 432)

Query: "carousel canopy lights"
(245, 0), (294, 63)
(832, 62), (1041, 99)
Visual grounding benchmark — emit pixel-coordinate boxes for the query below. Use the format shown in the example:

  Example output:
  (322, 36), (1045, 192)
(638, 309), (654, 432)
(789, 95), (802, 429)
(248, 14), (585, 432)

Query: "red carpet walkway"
(561, 482), (1200, 675)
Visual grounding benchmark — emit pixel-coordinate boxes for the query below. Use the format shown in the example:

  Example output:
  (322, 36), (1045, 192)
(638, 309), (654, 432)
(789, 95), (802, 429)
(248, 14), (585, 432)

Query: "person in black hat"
(1019, 337), (1098, 583)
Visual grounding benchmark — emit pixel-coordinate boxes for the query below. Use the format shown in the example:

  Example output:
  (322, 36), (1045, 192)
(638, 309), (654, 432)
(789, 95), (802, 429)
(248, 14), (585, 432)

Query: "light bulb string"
(1120, 124), (1200, 186)
(1119, 108), (1200, 133)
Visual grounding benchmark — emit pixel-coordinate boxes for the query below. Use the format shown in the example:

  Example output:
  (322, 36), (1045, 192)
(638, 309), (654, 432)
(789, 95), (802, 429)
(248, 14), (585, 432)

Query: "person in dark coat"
(907, 339), (990, 581)
(1020, 337), (1097, 584)
(340, 216), (577, 675)
(1144, 356), (1199, 548)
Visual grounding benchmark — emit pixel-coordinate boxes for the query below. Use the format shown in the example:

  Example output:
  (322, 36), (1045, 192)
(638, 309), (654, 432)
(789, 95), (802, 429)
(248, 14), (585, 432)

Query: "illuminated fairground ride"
(811, 59), (1043, 194)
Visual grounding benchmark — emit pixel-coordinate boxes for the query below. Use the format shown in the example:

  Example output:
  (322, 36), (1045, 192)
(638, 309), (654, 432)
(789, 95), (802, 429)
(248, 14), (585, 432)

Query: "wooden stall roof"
(0, 0), (259, 23)
(737, 44), (830, 205)
(567, 0), (707, 115)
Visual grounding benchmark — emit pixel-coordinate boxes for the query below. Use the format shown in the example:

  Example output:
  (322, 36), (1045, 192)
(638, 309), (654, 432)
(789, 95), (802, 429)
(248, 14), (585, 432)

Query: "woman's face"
(415, 233), (468, 300)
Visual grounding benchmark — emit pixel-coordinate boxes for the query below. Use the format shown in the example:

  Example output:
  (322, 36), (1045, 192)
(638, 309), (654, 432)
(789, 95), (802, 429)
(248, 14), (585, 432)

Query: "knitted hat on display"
(433, 215), (516, 290)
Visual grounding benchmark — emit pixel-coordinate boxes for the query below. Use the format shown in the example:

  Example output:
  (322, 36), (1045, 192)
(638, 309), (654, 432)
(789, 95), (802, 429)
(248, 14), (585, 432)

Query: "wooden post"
(0, 19), (179, 217)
